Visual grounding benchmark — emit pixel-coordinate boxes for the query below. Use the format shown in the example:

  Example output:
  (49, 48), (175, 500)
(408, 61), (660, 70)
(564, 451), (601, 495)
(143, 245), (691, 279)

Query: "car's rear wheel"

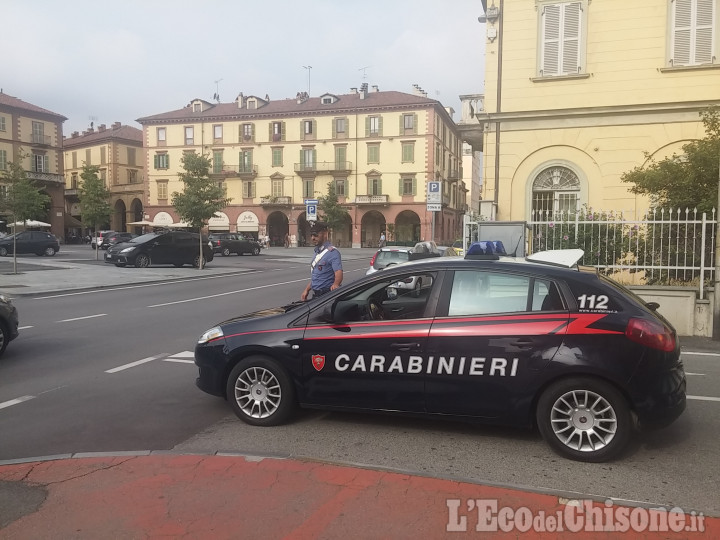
(0, 321), (8, 357)
(252, 247), (260, 256)
(135, 254), (150, 268)
(536, 377), (632, 462)
(114, 263), (126, 267)
(44, 246), (56, 256)
(222, 247), (231, 257)
(193, 254), (207, 268)
(0, 247), (7, 257)
(226, 356), (296, 426)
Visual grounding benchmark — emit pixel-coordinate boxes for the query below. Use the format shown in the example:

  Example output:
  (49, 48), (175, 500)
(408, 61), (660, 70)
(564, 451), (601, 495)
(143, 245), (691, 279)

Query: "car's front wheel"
(226, 356), (296, 426)
(44, 246), (57, 256)
(0, 247), (7, 257)
(252, 247), (260, 256)
(0, 321), (9, 357)
(222, 247), (231, 257)
(193, 254), (207, 268)
(536, 377), (632, 462)
(135, 254), (150, 268)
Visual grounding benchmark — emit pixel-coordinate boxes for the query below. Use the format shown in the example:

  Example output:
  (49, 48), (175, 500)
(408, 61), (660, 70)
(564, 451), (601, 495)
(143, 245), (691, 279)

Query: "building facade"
(137, 85), (466, 247)
(0, 91), (67, 236)
(63, 122), (145, 235)
(462, 0), (720, 221)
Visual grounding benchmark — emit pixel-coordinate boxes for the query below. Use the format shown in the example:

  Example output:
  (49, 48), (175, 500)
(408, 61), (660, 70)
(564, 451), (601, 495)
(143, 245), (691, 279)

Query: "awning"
(65, 214), (83, 228)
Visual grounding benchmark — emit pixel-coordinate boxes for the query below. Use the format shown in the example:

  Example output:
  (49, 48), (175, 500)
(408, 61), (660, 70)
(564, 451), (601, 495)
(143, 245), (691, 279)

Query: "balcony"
(211, 164), (258, 178)
(294, 161), (353, 175)
(261, 196), (292, 206)
(457, 93), (485, 152)
(448, 167), (463, 181)
(27, 171), (64, 185)
(31, 134), (52, 146)
(354, 195), (388, 205)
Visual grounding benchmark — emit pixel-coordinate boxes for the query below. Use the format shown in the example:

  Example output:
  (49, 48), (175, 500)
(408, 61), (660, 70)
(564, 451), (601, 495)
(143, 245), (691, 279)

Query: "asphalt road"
(0, 249), (718, 517)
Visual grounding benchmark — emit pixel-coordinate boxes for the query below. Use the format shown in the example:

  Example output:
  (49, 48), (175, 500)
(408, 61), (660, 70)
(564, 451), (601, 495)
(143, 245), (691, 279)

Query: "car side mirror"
(645, 301), (660, 311)
(331, 301), (360, 323)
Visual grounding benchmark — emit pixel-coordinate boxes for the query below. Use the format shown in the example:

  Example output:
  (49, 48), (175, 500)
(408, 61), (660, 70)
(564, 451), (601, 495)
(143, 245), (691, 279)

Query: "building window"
(303, 179), (314, 199)
(670, 0), (716, 66)
(272, 147), (283, 167)
(31, 121), (45, 144)
(335, 146), (347, 169)
(243, 180), (256, 198)
(157, 127), (166, 145)
(367, 144), (380, 164)
(367, 116), (382, 136)
(32, 153), (48, 172)
(213, 150), (223, 173)
(213, 125), (223, 141)
(72, 151), (77, 169)
(100, 146), (106, 165)
(127, 148), (136, 166)
(538, 1), (586, 77)
(401, 113), (417, 134)
(157, 181), (168, 200)
(401, 142), (415, 163)
(242, 123), (254, 142)
(272, 179), (283, 198)
(400, 176), (416, 196)
(0, 116), (5, 131)
(335, 178), (346, 197)
(270, 121), (284, 142)
(334, 117), (346, 138)
(239, 150), (253, 173)
(302, 120), (316, 140)
(185, 126), (194, 145)
(127, 169), (138, 183)
(531, 166), (581, 217)
(85, 149), (91, 165)
(192, 102), (201, 113)
(154, 153), (169, 169)
(301, 148), (315, 169)
(71, 173), (78, 189)
(368, 177), (382, 196)
(0, 149), (6, 171)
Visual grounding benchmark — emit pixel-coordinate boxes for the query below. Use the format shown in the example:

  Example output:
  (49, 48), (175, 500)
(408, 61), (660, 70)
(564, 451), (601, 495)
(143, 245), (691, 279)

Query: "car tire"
(222, 247), (231, 257)
(135, 254), (150, 268)
(114, 263), (126, 267)
(536, 377), (633, 463)
(44, 246), (56, 256)
(0, 320), (8, 357)
(226, 356), (296, 426)
(252, 247), (260, 256)
(0, 247), (7, 257)
(193, 254), (207, 268)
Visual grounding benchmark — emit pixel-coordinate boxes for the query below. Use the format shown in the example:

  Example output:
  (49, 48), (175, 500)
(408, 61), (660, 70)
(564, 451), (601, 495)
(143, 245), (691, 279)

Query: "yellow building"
(0, 91), (67, 237)
(63, 123), (145, 234)
(137, 85), (466, 247)
(464, 0), (720, 220)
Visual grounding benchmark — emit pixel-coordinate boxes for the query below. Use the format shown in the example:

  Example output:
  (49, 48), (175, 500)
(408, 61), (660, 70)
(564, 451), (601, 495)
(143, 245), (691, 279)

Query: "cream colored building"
(461, 0), (720, 220)
(0, 91), (66, 237)
(63, 123), (145, 234)
(137, 85), (466, 247)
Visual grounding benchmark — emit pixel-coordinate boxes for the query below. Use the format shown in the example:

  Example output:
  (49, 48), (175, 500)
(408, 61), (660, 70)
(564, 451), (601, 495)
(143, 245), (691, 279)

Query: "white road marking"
(147, 277), (309, 307)
(685, 372), (705, 376)
(58, 313), (107, 323)
(106, 353), (167, 373)
(163, 359), (195, 364)
(169, 351), (194, 358)
(0, 395), (35, 410)
(18, 325), (34, 330)
(682, 351), (720, 357)
(688, 395), (720, 402)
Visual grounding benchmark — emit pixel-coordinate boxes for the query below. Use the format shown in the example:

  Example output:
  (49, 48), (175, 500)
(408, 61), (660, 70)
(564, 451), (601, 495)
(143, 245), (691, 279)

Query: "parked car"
(0, 293), (19, 357)
(100, 232), (137, 250)
(104, 231), (214, 268)
(195, 248), (686, 462)
(209, 233), (262, 256)
(90, 231), (115, 249)
(0, 231), (60, 257)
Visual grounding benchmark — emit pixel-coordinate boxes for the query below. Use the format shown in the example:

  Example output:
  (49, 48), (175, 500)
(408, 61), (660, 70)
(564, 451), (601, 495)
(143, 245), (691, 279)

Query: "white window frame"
(669, 0), (717, 66)
(537, 1), (587, 77)
(213, 125), (223, 140)
(157, 181), (168, 200)
(185, 126), (194, 145)
(0, 116), (6, 131)
(272, 179), (284, 197)
(0, 149), (6, 171)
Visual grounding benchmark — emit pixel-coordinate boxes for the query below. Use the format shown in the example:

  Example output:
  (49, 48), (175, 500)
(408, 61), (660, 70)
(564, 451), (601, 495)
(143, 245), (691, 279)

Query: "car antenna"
(510, 235), (523, 257)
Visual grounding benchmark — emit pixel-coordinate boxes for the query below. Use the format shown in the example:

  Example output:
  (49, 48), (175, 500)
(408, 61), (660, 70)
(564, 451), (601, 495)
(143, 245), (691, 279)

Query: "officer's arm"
(331, 269), (343, 290)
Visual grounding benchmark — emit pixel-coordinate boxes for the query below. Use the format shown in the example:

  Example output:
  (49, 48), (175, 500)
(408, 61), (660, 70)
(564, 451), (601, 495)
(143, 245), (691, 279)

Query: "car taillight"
(370, 252), (378, 266)
(625, 317), (675, 352)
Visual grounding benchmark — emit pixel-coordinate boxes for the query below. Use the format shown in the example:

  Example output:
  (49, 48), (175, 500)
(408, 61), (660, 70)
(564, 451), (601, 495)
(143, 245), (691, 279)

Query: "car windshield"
(376, 250), (409, 266)
(452, 240), (463, 248)
(129, 233), (160, 243)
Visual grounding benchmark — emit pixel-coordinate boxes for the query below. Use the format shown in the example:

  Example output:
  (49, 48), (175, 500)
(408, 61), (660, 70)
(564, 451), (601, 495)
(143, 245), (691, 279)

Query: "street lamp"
(302, 65), (312, 95)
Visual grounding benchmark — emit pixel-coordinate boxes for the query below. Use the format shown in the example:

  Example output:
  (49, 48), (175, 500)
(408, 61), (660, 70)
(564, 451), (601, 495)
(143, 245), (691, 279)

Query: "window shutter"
(673, 0), (693, 65)
(300, 149), (305, 166)
(695, 0), (715, 64)
(268, 123), (273, 141)
(247, 150), (253, 168)
(154, 155), (159, 169)
(541, 4), (561, 75)
(300, 120), (305, 139)
(399, 178), (403, 196)
(332, 119), (337, 138)
(399, 115), (404, 134)
(378, 116), (383, 136)
(166, 155), (170, 168)
(562, 3), (581, 73)
(412, 177), (417, 195)
(365, 117), (370, 137)
(251, 124), (255, 139)
(43, 155), (49, 172)
(378, 178), (382, 194)
(312, 120), (317, 136)
(281, 122), (286, 141)
(313, 149), (317, 165)
(413, 114), (418, 135)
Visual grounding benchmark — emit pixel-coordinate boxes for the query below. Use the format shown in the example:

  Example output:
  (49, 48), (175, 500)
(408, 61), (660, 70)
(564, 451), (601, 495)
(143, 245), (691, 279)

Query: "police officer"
(301, 221), (343, 301)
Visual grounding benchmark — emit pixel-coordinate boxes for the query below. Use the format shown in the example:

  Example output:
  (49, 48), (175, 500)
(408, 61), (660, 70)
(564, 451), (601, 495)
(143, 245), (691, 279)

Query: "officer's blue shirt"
(310, 241), (342, 290)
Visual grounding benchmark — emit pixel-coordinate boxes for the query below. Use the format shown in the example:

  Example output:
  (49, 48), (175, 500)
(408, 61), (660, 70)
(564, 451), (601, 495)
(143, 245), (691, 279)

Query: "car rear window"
(564, 275), (623, 313)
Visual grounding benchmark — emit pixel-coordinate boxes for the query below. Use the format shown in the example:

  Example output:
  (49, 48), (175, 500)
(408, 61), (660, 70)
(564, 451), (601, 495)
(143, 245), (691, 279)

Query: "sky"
(2, 0), (485, 136)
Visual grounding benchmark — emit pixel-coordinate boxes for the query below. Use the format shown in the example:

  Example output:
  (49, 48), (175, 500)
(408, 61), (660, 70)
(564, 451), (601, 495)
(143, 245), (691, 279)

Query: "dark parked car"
(0, 293), (19, 358)
(209, 233), (262, 256)
(101, 232), (137, 250)
(195, 248), (686, 462)
(0, 231), (60, 257)
(104, 231), (214, 268)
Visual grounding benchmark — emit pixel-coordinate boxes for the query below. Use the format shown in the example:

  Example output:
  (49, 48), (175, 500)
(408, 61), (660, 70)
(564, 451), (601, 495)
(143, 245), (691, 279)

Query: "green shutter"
(413, 113), (418, 134)
(332, 119), (337, 138)
(365, 117), (370, 137)
(378, 178), (382, 194)
(312, 120), (317, 136)
(268, 123), (273, 141)
(251, 124), (255, 139)
(378, 116), (383, 136)
(312, 149), (317, 165)
(300, 120), (305, 138)
(399, 115), (404, 134)
(280, 122), (285, 141)
(43, 155), (49, 172)
(412, 177), (417, 195)
(300, 149), (305, 166)
(154, 155), (159, 169)
(398, 178), (403, 196)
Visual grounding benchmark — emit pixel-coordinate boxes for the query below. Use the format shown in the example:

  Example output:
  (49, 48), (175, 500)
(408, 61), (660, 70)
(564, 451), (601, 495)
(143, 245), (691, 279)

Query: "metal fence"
(528, 208), (718, 299)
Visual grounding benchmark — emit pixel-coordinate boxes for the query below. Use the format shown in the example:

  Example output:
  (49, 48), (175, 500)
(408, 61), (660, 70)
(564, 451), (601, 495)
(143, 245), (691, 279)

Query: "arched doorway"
(333, 213), (352, 248)
(360, 210), (385, 248)
(267, 211), (289, 246)
(395, 210), (421, 244)
(129, 198), (144, 234)
(113, 200), (127, 231)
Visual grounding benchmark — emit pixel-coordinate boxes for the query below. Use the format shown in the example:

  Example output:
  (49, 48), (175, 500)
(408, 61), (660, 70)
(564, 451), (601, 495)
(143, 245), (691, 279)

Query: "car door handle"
(510, 339), (534, 348)
(390, 342), (421, 351)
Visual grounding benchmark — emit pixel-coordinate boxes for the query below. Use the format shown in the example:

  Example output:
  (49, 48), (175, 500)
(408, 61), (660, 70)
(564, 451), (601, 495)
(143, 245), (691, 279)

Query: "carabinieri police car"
(194, 248), (686, 462)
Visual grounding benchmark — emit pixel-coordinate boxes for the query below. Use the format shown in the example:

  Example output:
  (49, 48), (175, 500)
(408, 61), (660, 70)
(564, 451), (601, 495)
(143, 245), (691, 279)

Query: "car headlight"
(0, 294), (11, 305)
(198, 326), (224, 344)
(120, 246), (137, 253)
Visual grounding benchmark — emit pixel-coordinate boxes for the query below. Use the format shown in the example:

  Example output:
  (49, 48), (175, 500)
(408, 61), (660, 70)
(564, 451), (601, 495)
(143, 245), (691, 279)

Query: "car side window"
(448, 270), (533, 316)
(155, 234), (172, 245)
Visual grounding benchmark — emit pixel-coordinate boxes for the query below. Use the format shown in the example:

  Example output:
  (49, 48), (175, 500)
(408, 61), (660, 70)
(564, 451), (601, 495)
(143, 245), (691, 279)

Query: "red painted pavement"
(0, 455), (716, 539)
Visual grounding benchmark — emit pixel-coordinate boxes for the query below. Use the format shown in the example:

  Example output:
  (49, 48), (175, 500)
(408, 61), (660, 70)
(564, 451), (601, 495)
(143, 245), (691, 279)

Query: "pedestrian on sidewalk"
(301, 221), (343, 301)
(284, 233), (290, 248)
(378, 231), (386, 248)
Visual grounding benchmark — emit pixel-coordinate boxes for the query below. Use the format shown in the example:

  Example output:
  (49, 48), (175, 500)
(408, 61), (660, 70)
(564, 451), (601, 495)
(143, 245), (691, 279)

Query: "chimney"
(350, 87), (357, 94)
(87, 126), (94, 133)
(72, 131), (79, 138)
(236, 92), (245, 108)
(371, 85), (379, 92)
(98, 124), (106, 132)
(112, 122), (122, 129)
(359, 82), (368, 99)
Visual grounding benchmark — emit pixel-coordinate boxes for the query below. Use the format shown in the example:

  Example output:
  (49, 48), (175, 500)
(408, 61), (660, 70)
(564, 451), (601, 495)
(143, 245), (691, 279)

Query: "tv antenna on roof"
(359, 66), (371, 79)
(213, 79), (223, 102)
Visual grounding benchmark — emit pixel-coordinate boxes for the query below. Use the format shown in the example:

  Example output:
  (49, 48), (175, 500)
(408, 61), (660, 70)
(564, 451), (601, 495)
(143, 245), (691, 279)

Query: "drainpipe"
(493, 0), (504, 216)
(714, 150), (720, 340)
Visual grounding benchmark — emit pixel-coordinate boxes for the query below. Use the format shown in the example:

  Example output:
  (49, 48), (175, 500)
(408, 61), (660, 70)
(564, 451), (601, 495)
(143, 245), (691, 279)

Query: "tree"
(621, 106), (720, 214)
(0, 154), (51, 274)
(317, 182), (349, 243)
(78, 164), (112, 260)
(171, 152), (231, 269)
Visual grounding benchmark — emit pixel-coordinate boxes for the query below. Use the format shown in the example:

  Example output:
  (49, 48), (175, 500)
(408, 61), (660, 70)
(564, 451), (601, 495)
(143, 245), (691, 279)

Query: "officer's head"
(310, 221), (329, 245)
